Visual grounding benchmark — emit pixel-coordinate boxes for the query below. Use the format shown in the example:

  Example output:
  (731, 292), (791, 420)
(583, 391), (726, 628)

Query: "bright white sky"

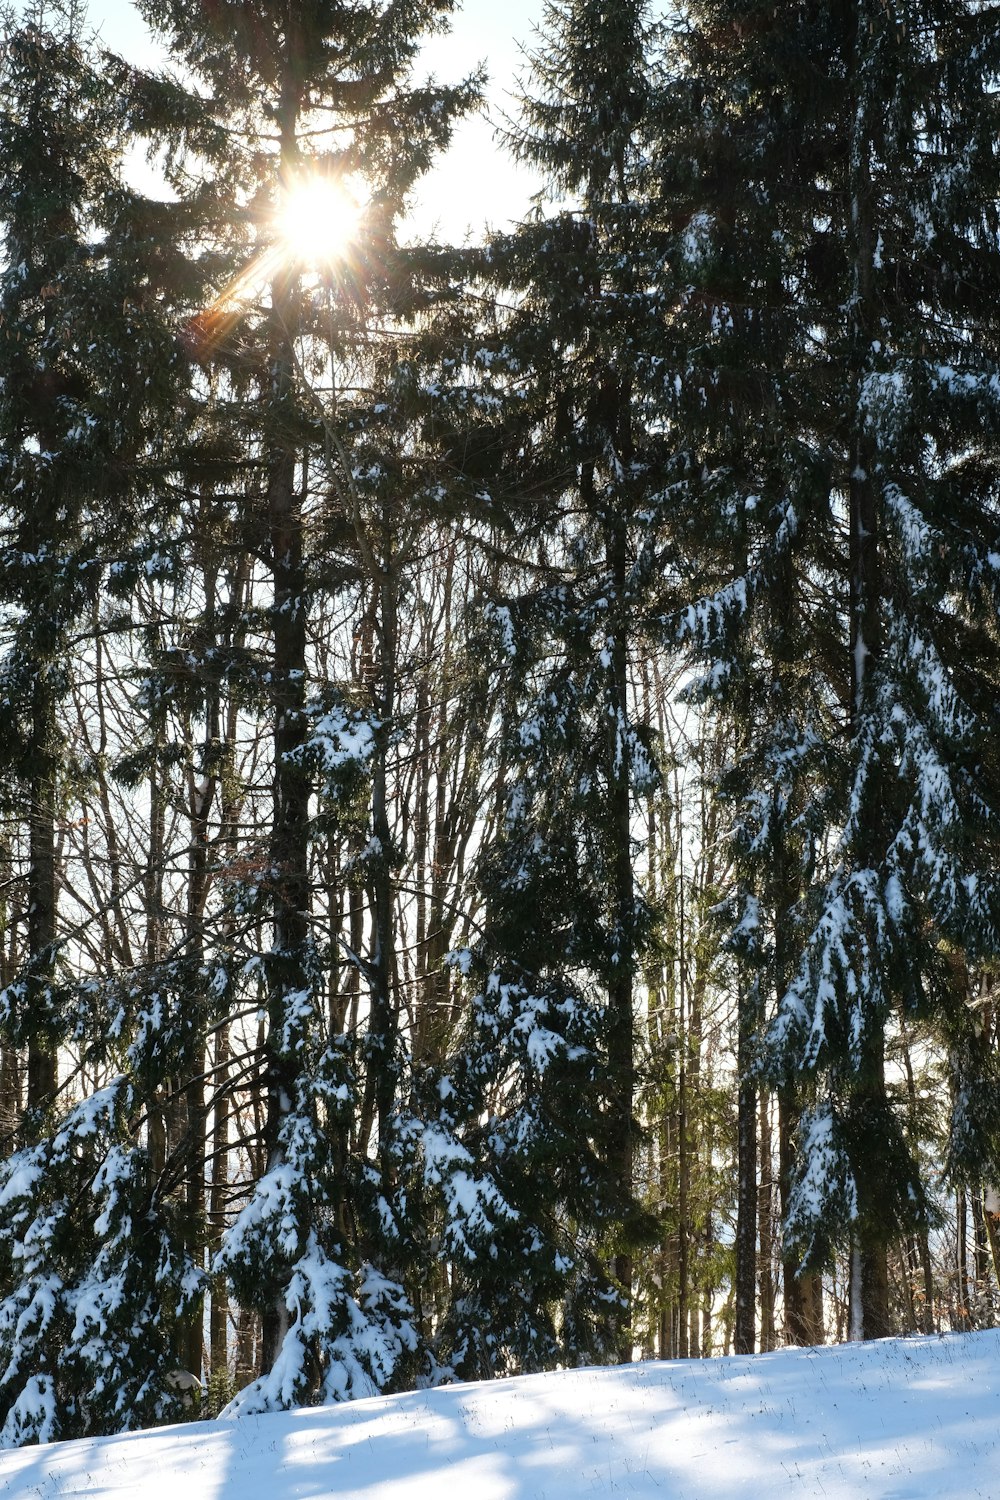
(85, 0), (544, 240)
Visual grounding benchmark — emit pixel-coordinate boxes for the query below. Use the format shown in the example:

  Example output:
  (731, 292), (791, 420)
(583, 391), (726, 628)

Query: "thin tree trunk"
(899, 1016), (934, 1332)
(734, 979), (758, 1354)
(26, 669), (58, 1116)
(701, 1211), (714, 1358)
(983, 1202), (1000, 1292)
(261, 78), (310, 1375)
(758, 1086), (775, 1352)
(677, 1004), (689, 1355)
(604, 499), (635, 1356)
(971, 1189), (990, 1304)
(365, 562), (400, 1161)
(956, 1188), (970, 1331)
(898, 1241), (917, 1334)
(209, 1017), (230, 1391)
(0, 835), (22, 1140)
(848, 1), (890, 1343)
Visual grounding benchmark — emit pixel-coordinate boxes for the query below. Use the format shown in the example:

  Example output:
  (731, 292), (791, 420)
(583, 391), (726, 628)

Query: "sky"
(1, 1329), (998, 1498)
(84, 0), (545, 240)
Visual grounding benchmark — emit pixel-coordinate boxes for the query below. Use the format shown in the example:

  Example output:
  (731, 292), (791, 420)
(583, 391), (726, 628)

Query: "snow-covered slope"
(1, 1330), (998, 1499)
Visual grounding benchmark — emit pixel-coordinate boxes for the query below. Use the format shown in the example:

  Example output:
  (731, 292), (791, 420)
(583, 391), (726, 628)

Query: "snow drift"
(1, 1328), (998, 1499)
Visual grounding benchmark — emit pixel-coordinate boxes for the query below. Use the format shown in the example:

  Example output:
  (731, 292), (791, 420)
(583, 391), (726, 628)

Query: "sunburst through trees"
(0, 0), (999, 1449)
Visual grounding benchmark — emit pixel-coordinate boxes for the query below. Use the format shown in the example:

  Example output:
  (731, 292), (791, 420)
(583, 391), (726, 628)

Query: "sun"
(277, 176), (362, 267)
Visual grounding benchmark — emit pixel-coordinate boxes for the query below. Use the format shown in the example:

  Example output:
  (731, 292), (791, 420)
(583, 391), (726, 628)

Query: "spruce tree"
(0, 3), (204, 1439)
(658, 0), (1000, 1337)
(464, 0), (673, 1356)
(129, 0), (481, 1409)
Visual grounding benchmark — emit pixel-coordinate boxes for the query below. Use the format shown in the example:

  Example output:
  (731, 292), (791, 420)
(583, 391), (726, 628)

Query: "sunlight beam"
(277, 176), (362, 268)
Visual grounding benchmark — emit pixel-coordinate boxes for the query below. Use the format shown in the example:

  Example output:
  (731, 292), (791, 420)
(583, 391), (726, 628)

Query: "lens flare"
(182, 175), (365, 360)
(278, 176), (361, 266)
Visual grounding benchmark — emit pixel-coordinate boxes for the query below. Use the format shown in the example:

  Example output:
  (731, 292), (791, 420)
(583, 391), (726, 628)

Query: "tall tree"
(465, 0), (674, 1355)
(0, 2), (204, 1440)
(658, 0), (1000, 1338)
(132, 0), (481, 1409)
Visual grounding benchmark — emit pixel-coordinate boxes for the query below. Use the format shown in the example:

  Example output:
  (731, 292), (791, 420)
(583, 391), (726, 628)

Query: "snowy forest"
(1, 0), (1000, 1450)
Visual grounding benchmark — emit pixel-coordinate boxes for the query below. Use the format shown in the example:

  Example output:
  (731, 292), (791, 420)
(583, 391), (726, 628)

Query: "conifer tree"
(0, 2), (205, 1439)
(465, 0), (673, 1355)
(658, 0), (1000, 1338)
(129, 0), (480, 1408)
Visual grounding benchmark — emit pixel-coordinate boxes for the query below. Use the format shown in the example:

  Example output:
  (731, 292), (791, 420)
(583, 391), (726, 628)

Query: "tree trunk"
(758, 1086), (775, 1351)
(779, 1089), (824, 1344)
(956, 1188), (970, 1331)
(261, 82), (310, 1376)
(26, 669), (58, 1116)
(734, 980), (758, 1355)
(860, 1239), (890, 1340)
(604, 497), (635, 1356)
(971, 1189), (990, 1305)
(984, 1202), (1000, 1293)
(899, 1017), (934, 1332)
(847, 2), (890, 1343)
(363, 562), (400, 1163)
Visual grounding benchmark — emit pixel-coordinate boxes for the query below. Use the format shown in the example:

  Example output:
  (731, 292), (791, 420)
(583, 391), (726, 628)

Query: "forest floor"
(0, 1327), (997, 1498)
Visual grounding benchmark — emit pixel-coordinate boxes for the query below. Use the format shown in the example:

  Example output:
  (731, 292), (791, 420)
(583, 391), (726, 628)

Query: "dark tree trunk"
(364, 563), (400, 1162)
(209, 1018), (230, 1388)
(734, 979), (758, 1355)
(758, 1086), (776, 1351)
(26, 667), (58, 1117)
(956, 1188), (970, 1331)
(846, 3), (890, 1344)
(261, 82), (310, 1376)
(778, 1089), (824, 1344)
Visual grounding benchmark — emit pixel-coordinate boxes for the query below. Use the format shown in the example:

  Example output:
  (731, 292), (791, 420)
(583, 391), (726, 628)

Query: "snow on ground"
(1, 1329), (999, 1499)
